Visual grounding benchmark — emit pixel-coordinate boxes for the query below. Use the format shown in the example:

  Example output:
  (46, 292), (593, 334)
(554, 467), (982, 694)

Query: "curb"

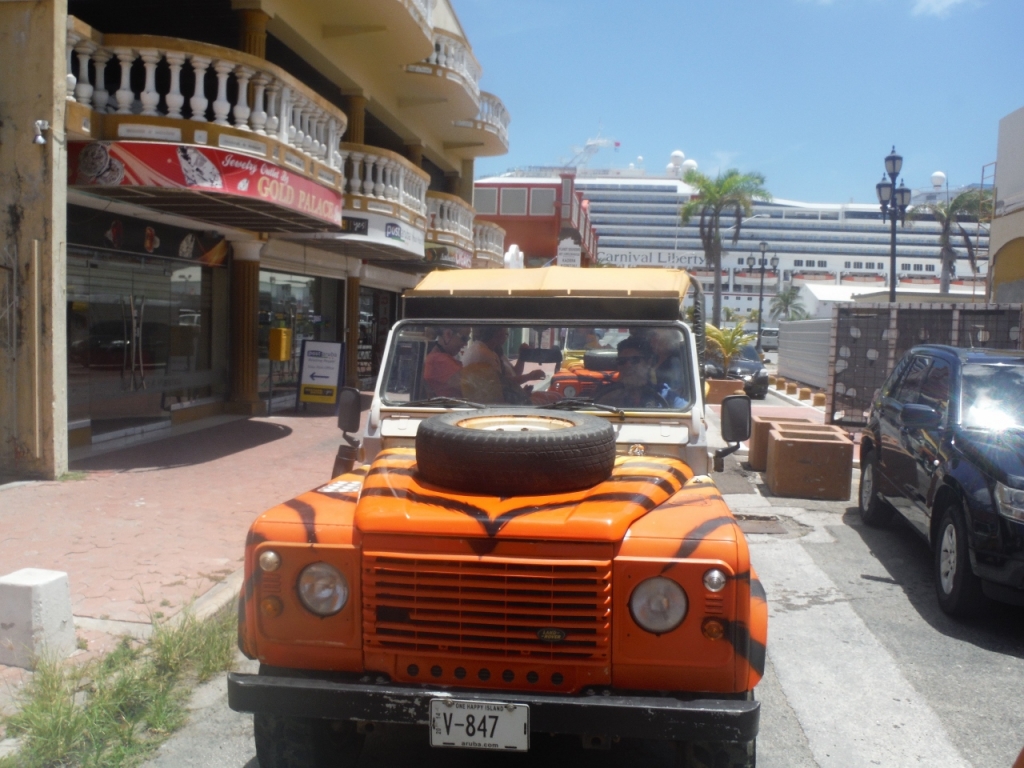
(768, 387), (825, 411)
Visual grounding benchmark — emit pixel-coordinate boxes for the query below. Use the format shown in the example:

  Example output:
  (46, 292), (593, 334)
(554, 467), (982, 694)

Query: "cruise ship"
(476, 152), (990, 314)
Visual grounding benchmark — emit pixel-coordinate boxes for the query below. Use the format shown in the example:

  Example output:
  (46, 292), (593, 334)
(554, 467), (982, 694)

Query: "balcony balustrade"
(473, 220), (505, 268)
(418, 31), (481, 100)
(339, 143), (429, 223)
(64, 21), (348, 177)
(427, 191), (475, 250)
(407, 0), (433, 29)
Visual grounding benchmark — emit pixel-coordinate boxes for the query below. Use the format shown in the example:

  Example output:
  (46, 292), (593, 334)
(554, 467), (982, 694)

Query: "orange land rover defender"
(228, 267), (766, 768)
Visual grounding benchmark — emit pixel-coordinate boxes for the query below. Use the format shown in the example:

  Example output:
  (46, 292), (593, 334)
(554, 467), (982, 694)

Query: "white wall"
(777, 319), (832, 389)
(996, 106), (1024, 219)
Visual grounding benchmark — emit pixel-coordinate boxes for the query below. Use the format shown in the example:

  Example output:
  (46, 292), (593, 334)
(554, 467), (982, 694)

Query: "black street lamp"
(747, 241), (779, 353)
(876, 146), (912, 303)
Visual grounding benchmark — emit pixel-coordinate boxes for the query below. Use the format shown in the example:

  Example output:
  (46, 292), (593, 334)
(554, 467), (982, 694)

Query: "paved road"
(144, 416), (1024, 767)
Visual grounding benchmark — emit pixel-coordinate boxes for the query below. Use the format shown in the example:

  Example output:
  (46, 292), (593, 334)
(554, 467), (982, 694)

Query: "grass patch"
(57, 472), (88, 482)
(0, 606), (236, 768)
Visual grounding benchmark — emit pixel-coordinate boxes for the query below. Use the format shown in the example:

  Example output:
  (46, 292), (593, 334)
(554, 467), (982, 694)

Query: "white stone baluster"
(211, 60), (233, 126)
(66, 30), (81, 101)
(188, 55), (210, 121)
(277, 85), (292, 144)
(164, 52), (185, 118)
(250, 73), (268, 134)
(113, 48), (136, 114)
(264, 79), (280, 135)
(326, 119), (339, 169)
(372, 158), (385, 198)
(91, 49), (111, 112)
(336, 147), (349, 186)
(310, 114), (324, 159)
(397, 165), (407, 207)
(348, 152), (363, 196)
(138, 49), (161, 116)
(300, 103), (314, 154)
(289, 97), (302, 148)
(74, 42), (95, 105)
(233, 65), (254, 130)
(362, 155), (376, 197)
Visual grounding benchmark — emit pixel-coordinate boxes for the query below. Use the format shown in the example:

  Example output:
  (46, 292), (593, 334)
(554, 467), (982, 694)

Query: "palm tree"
(909, 189), (990, 294)
(769, 285), (808, 321)
(680, 169), (772, 327)
(722, 307), (737, 322)
(705, 321), (756, 370)
(748, 309), (760, 323)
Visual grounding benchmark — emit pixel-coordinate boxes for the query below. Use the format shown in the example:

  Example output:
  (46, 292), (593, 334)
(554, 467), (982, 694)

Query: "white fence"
(777, 319), (832, 389)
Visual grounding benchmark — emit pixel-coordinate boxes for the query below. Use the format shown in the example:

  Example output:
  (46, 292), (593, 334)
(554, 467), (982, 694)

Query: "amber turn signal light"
(702, 618), (725, 640)
(260, 596), (283, 618)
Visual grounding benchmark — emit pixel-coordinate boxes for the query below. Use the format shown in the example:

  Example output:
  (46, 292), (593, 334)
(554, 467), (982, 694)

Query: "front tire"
(934, 502), (986, 618)
(678, 739), (756, 768)
(858, 449), (893, 527)
(254, 713), (364, 768)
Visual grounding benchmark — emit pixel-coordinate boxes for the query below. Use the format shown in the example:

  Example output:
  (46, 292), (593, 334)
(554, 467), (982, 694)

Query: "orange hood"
(353, 448), (696, 542)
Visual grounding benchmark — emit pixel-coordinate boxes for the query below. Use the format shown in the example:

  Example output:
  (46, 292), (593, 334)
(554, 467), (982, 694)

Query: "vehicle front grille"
(362, 552), (612, 660)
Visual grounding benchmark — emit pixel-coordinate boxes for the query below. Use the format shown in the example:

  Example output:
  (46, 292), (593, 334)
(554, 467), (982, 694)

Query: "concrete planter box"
(749, 416), (813, 471)
(765, 426), (853, 500)
(705, 378), (745, 405)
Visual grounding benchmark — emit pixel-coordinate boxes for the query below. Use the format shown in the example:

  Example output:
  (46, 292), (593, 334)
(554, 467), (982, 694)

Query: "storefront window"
(358, 286), (398, 388)
(258, 270), (340, 401)
(67, 251), (214, 436)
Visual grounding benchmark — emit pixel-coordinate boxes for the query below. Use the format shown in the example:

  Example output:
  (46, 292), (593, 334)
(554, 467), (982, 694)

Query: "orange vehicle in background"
(228, 267), (765, 768)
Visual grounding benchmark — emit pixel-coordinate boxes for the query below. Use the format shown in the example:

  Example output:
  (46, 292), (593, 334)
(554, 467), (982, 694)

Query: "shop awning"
(69, 141), (343, 233)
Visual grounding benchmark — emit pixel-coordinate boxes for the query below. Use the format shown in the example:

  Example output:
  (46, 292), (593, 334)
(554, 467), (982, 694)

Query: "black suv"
(859, 345), (1024, 617)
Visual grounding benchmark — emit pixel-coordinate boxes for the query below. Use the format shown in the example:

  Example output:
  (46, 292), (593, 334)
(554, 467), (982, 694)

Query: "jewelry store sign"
(598, 248), (706, 268)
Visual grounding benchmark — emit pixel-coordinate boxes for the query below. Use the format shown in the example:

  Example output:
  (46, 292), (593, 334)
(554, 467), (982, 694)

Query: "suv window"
(918, 358), (952, 424)
(893, 356), (930, 405)
(880, 354), (912, 399)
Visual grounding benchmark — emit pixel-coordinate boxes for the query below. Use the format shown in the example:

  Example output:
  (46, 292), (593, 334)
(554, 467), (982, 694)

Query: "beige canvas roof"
(407, 266), (691, 299)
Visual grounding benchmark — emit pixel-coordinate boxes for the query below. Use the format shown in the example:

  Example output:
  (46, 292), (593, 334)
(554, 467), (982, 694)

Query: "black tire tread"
(934, 502), (987, 618)
(858, 449), (893, 527)
(415, 408), (616, 496)
(254, 713), (363, 768)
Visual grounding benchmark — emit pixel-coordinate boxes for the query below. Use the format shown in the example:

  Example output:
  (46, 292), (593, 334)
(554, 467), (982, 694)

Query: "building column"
(345, 94), (366, 144)
(459, 158), (475, 205)
(0, 0), (67, 479)
(405, 142), (424, 168)
(236, 8), (270, 58)
(229, 241), (264, 414)
(345, 273), (361, 388)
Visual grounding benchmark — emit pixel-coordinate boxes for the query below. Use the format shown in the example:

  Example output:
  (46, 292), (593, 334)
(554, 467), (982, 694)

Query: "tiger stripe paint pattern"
(239, 450), (767, 695)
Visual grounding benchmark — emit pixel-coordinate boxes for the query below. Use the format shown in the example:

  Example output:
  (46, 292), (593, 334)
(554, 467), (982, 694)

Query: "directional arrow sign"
(299, 341), (343, 405)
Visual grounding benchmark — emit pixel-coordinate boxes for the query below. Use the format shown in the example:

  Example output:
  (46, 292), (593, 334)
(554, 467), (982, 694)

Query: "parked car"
(759, 327), (779, 351)
(858, 345), (1024, 616)
(704, 344), (770, 399)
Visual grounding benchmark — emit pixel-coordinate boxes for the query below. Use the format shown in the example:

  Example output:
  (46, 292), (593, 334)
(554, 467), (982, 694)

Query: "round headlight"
(563, 385), (577, 398)
(297, 562), (349, 616)
(629, 577), (688, 634)
(703, 568), (728, 592)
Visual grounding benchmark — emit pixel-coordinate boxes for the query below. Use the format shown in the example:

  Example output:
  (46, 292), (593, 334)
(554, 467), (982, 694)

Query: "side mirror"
(337, 387), (362, 433)
(901, 403), (942, 430)
(720, 394), (752, 443)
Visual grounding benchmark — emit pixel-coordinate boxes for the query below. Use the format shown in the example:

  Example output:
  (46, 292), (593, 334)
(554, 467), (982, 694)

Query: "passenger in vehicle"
(649, 327), (685, 392)
(461, 326), (546, 404)
(422, 326), (469, 398)
(596, 336), (685, 409)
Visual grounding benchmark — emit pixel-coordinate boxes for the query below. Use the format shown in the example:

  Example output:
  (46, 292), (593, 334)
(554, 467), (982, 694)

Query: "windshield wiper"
(403, 397), (485, 409)
(541, 398), (624, 417)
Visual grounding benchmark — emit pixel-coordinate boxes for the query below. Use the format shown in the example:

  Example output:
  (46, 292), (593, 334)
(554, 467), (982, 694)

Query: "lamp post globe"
(878, 147), (909, 303)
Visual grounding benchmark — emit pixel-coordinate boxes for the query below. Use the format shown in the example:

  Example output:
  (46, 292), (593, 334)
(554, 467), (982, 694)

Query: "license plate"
(429, 698), (530, 751)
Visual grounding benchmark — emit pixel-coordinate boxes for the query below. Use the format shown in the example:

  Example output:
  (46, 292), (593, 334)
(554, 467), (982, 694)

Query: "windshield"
(960, 363), (1024, 431)
(380, 323), (693, 411)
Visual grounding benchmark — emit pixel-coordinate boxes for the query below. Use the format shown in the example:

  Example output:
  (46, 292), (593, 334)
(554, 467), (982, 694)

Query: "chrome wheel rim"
(860, 462), (874, 511)
(939, 522), (957, 595)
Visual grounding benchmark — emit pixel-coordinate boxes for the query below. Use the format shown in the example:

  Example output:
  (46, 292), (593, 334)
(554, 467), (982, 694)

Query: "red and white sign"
(68, 141), (343, 228)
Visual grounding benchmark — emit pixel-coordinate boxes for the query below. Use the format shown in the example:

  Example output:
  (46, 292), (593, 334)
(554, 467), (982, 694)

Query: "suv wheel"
(858, 449), (892, 527)
(934, 502), (986, 618)
(254, 713), (364, 768)
(677, 739), (756, 768)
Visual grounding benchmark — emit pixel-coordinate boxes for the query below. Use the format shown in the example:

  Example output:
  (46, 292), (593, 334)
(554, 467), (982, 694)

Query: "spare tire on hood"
(415, 409), (616, 497)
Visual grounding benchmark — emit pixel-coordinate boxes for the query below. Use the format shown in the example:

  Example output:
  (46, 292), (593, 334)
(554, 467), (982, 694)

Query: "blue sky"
(457, 0), (1022, 203)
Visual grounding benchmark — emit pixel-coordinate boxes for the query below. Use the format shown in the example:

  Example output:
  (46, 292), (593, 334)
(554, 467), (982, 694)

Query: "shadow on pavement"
(71, 419), (293, 473)
(842, 507), (1024, 659)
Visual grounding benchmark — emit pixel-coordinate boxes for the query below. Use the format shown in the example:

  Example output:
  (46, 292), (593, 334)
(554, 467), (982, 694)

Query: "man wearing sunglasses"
(596, 335), (685, 409)
(423, 326), (469, 398)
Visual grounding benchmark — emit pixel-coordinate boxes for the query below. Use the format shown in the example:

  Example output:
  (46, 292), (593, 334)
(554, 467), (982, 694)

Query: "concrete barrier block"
(749, 416), (812, 471)
(774, 378), (786, 389)
(765, 428), (853, 500)
(812, 392), (826, 407)
(768, 375), (777, 387)
(705, 378), (745, 405)
(0, 569), (75, 669)
(785, 382), (798, 395)
(798, 387), (811, 400)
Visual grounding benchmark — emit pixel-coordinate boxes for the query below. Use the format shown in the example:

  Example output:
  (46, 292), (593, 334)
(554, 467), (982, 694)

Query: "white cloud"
(911, 0), (971, 16)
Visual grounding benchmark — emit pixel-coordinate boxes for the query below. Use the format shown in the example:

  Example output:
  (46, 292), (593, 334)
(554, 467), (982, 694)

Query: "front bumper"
(228, 669), (760, 743)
